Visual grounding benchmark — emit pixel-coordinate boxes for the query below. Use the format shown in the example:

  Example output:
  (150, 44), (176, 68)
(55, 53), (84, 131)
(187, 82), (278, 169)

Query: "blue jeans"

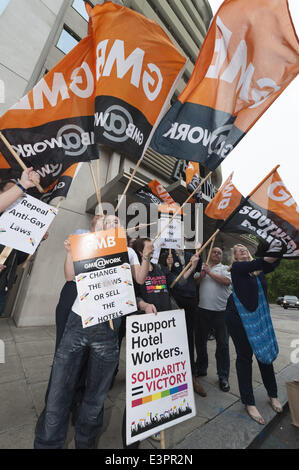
(34, 311), (120, 449)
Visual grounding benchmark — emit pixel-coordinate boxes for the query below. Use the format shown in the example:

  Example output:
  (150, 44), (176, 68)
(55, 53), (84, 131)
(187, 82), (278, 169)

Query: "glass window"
(56, 27), (80, 55)
(0, 0), (11, 16)
(72, 0), (89, 21)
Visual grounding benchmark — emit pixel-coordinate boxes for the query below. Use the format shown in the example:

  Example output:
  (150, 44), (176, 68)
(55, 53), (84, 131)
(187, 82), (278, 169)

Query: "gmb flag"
(0, 33), (98, 188)
(151, 0), (299, 170)
(185, 161), (203, 203)
(88, 2), (187, 161)
(205, 169), (299, 259)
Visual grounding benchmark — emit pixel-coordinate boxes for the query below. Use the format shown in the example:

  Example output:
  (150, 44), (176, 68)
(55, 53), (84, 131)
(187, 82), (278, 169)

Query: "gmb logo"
(95, 105), (144, 146)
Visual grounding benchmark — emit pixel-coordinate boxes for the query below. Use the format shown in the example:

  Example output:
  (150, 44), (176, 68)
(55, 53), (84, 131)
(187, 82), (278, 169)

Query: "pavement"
(0, 304), (298, 450)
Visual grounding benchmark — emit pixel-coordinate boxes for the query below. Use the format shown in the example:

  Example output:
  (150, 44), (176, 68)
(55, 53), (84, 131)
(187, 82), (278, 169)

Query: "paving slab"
(174, 363), (299, 449)
(0, 380), (36, 435)
(0, 424), (36, 450)
(21, 355), (53, 384)
(0, 354), (25, 385)
(16, 339), (55, 359)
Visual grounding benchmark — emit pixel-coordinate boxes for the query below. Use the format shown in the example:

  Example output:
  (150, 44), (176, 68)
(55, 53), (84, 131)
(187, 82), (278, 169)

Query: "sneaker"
(150, 433), (161, 442)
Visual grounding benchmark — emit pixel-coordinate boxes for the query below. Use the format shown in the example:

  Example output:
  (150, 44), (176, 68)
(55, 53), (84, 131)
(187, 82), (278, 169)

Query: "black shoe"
(219, 378), (230, 392)
(196, 371), (207, 377)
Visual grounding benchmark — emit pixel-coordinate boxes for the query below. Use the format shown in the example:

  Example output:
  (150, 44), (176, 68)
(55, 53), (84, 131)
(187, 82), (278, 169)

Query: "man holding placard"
(34, 215), (153, 449)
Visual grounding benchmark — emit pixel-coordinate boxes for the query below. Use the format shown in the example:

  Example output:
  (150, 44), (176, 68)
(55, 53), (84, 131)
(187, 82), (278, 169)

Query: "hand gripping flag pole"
(0, 132), (44, 193)
(170, 165), (280, 289)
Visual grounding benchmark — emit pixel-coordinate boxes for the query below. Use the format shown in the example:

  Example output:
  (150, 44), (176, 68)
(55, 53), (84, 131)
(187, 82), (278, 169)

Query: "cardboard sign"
(158, 211), (183, 250)
(126, 310), (195, 445)
(0, 194), (57, 254)
(69, 227), (137, 327)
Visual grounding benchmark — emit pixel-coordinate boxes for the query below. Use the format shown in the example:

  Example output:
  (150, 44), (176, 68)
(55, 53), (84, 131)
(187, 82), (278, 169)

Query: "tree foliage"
(266, 259), (299, 302)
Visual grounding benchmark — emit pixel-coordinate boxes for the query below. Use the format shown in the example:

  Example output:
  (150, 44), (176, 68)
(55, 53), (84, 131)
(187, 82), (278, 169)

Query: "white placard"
(126, 310), (195, 445)
(0, 194), (57, 254)
(75, 263), (137, 328)
(158, 213), (183, 250)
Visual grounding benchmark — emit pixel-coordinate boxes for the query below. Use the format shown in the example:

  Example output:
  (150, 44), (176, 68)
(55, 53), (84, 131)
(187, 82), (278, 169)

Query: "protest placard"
(158, 206), (183, 250)
(0, 194), (57, 254)
(126, 309), (195, 445)
(70, 227), (137, 328)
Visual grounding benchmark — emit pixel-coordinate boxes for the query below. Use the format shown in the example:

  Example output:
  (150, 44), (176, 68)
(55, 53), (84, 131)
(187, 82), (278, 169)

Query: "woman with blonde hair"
(225, 244), (282, 425)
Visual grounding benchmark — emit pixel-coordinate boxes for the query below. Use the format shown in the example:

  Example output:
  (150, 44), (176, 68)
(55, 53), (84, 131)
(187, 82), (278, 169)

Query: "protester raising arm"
(0, 167), (40, 212)
(64, 239), (75, 281)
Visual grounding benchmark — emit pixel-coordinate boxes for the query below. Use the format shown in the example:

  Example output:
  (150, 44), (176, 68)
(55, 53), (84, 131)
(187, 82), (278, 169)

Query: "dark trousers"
(195, 308), (230, 380)
(35, 311), (120, 449)
(172, 295), (197, 374)
(225, 307), (277, 405)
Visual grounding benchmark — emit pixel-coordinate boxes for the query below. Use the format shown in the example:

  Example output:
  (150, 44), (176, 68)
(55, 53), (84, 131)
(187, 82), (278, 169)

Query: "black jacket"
(0, 245), (28, 292)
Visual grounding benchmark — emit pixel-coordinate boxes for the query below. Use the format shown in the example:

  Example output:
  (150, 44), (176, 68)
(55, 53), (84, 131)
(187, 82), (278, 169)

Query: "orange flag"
(88, 2), (187, 161)
(152, 0), (299, 170)
(0, 34), (98, 189)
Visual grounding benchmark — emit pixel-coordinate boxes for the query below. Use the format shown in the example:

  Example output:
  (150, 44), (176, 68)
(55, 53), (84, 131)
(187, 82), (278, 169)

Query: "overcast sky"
(207, 0), (299, 204)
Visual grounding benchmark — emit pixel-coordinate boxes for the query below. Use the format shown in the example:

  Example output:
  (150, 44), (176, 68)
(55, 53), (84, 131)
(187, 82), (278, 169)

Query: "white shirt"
(72, 246), (139, 317)
(198, 263), (231, 311)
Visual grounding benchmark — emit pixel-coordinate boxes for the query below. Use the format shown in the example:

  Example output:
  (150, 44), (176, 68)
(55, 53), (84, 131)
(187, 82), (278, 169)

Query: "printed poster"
(158, 212), (183, 250)
(70, 227), (137, 327)
(0, 194), (57, 254)
(126, 310), (195, 445)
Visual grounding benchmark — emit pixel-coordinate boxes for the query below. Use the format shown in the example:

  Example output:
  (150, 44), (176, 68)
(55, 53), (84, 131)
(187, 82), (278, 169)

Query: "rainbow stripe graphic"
(132, 383), (188, 408)
(126, 300), (135, 307)
(0, 228), (6, 233)
(77, 275), (87, 282)
(29, 238), (35, 247)
(124, 280), (132, 286)
(49, 208), (57, 215)
(80, 292), (89, 301)
(121, 264), (130, 270)
(84, 317), (94, 326)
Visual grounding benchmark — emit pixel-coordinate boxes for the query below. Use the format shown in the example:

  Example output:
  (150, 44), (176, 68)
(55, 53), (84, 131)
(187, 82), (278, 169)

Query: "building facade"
(0, 0), (255, 326)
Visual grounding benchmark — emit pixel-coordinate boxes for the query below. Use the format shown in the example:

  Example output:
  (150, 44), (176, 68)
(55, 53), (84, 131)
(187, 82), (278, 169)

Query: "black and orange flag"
(152, 0), (299, 170)
(185, 161), (203, 203)
(206, 169), (299, 259)
(0, 33), (98, 189)
(88, 2), (187, 161)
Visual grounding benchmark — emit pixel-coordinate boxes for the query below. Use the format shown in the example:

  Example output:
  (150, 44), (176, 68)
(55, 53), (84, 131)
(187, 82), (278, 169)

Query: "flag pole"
(89, 161), (113, 329)
(247, 165), (280, 198)
(170, 229), (220, 289)
(170, 164), (281, 289)
(89, 161), (103, 216)
(206, 236), (216, 264)
(0, 132), (44, 193)
(0, 246), (13, 266)
(115, 157), (144, 213)
(126, 221), (157, 233)
(154, 172), (212, 243)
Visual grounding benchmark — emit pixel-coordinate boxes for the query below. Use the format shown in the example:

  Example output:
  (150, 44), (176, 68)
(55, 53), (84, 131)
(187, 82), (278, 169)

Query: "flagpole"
(115, 157), (143, 213)
(0, 132), (44, 193)
(247, 165), (280, 198)
(206, 236), (216, 264)
(0, 246), (13, 266)
(154, 172), (212, 243)
(170, 229), (220, 289)
(89, 161), (103, 216)
(170, 164), (281, 289)
(126, 221), (157, 233)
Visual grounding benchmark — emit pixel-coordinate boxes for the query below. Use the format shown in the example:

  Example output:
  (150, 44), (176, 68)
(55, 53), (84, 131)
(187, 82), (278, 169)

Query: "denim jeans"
(225, 306), (277, 405)
(34, 311), (120, 449)
(195, 308), (230, 380)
